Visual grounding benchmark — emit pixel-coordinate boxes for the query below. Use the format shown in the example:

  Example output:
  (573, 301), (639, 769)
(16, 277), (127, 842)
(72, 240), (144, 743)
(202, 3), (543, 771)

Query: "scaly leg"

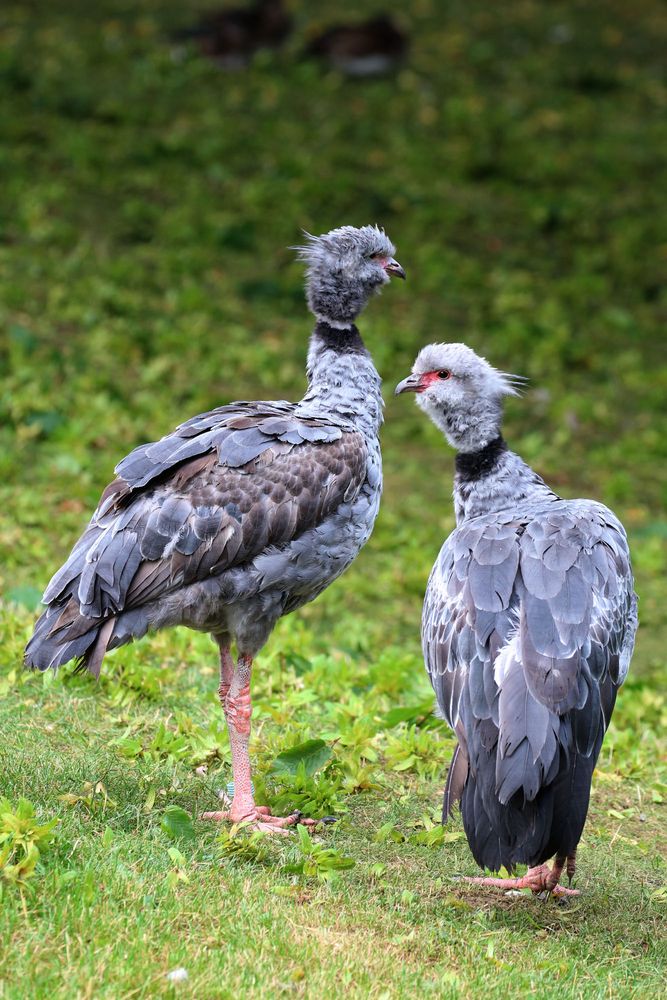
(201, 649), (314, 834)
(464, 855), (580, 898)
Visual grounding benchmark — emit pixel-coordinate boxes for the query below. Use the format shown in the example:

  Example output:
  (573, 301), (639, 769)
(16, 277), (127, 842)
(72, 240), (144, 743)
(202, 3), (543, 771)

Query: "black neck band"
(455, 436), (507, 482)
(313, 321), (367, 355)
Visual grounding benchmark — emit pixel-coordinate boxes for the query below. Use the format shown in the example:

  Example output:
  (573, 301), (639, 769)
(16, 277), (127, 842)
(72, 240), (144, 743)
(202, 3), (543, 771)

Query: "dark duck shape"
(174, 0), (292, 69)
(305, 15), (407, 77)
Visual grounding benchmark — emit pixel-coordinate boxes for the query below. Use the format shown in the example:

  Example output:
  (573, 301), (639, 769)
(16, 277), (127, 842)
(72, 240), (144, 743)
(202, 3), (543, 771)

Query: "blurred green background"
(1, 0), (665, 676)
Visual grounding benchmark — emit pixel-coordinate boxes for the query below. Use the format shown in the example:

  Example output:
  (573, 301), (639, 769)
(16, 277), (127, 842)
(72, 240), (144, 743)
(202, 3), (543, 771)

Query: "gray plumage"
(295, 225), (404, 328)
(396, 343), (637, 873)
(25, 226), (404, 679)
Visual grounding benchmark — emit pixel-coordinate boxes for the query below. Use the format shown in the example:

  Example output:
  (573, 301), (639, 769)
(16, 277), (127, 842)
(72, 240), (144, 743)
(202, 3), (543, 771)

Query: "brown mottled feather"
(43, 429), (367, 627)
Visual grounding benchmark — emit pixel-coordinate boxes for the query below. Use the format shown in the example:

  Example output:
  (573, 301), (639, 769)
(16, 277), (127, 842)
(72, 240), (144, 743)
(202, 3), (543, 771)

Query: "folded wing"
(27, 402), (367, 670)
(423, 502), (637, 818)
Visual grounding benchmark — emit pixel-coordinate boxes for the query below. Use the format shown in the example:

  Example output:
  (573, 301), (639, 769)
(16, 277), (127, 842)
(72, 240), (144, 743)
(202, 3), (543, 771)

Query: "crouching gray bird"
(25, 225), (405, 833)
(396, 344), (637, 896)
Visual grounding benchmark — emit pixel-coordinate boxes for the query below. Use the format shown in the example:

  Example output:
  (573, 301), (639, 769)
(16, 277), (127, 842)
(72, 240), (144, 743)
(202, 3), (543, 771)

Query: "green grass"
(1, 0), (666, 996)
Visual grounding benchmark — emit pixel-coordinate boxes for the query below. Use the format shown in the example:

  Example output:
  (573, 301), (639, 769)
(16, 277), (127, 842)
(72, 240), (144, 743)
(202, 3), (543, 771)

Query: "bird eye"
(437, 370), (451, 380)
(369, 252), (384, 261)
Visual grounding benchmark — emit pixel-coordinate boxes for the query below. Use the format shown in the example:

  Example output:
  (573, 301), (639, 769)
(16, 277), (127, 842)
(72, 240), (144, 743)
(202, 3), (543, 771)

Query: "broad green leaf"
(115, 738), (143, 759)
(374, 823), (405, 844)
(143, 786), (157, 813)
(319, 852), (354, 871)
(283, 862), (305, 875)
(160, 806), (195, 841)
(269, 739), (332, 777)
(297, 823), (311, 853)
(381, 701), (435, 729)
(393, 756), (418, 772)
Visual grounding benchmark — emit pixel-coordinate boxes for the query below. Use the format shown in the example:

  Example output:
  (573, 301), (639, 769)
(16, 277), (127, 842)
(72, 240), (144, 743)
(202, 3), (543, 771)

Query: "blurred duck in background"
(305, 15), (408, 77)
(173, 0), (292, 69)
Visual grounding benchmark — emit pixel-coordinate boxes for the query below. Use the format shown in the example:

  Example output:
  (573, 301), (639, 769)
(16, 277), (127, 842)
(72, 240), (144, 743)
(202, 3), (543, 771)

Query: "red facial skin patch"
(418, 370), (445, 390)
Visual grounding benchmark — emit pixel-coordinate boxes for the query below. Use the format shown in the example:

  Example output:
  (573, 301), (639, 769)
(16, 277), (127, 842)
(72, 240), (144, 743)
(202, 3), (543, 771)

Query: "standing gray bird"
(396, 344), (637, 895)
(25, 225), (405, 833)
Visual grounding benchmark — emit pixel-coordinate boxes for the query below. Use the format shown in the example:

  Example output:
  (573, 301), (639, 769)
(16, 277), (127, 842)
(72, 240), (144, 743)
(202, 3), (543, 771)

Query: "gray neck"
(297, 321), (383, 437)
(306, 273), (374, 328)
(453, 437), (557, 522)
(418, 395), (503, 453)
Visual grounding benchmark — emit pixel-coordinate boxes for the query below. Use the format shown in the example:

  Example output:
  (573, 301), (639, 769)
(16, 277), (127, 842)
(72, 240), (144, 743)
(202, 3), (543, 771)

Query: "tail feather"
(460, 746), (562, 871)
(24, 604), (101, 672)
(25, 593), (152, 676)
(442, 742), (468, 822)
(458, 721), (605, 871)
(83, 618), (115, 679)
(25, 512), (145, 676)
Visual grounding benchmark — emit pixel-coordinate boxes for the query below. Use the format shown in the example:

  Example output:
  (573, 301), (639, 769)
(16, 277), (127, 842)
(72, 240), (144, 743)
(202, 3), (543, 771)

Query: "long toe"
(254, 810), (318, 830)
(200, 807), (318, 834)
(545, 884), (580, 899)
(462, 864), (580, 898)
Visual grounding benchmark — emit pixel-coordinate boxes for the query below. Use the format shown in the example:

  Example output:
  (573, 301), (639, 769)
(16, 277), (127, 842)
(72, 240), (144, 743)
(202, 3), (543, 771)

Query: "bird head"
(395, 343), (525, 452)
(295, 225), (405, 327)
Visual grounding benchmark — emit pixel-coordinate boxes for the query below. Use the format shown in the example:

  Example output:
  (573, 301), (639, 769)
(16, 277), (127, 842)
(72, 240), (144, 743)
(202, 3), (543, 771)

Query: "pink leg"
(201, 650), (314, 834)
(464, 855), (580, 898)
(217, 644), (234, 706)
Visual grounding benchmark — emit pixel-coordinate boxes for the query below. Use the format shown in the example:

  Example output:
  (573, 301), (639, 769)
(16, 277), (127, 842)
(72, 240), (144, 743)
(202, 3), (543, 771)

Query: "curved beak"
(384, 258), (406, 280)
(394, 373), (422, 395)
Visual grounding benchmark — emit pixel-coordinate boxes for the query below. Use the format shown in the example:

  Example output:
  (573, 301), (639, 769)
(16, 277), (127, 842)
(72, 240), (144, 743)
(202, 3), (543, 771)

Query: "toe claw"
(462, 863), (580, 899)
(200, 804), (320, 835)
(551, 884), (580, 898)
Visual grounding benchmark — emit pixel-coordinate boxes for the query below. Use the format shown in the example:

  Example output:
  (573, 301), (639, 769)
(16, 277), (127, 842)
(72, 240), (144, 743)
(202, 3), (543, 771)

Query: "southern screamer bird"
(25, 225), (405, 833)
(395, 343), (637, 895)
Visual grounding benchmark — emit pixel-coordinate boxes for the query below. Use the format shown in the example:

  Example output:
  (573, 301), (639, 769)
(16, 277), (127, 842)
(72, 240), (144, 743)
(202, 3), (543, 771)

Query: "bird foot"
(200, 805), (317, 836)
(463, 863), (580, 898)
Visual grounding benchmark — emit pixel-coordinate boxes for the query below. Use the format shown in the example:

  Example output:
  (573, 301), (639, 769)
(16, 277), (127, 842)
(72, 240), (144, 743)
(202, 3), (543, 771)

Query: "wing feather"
(39, 403), (367, 631)
(423, 501), (637, 814)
